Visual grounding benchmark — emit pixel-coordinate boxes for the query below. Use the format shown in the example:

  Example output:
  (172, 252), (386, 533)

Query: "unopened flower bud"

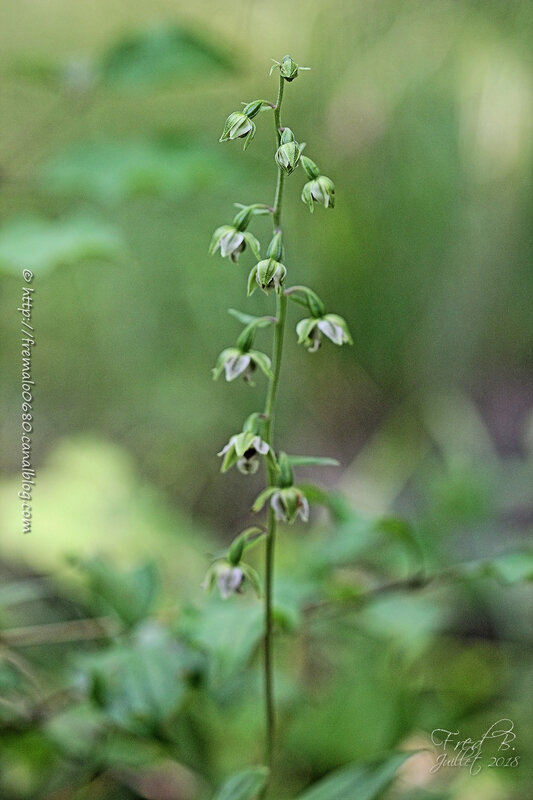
(275, 129), (303, 174)
(301, 175), (335, 212)
(300, 155), (320, 180)
(242, 99), (271, 119)
(266, 231), (283, 261)
(269, 54), (310, 82)
(219, 111), (256, 150)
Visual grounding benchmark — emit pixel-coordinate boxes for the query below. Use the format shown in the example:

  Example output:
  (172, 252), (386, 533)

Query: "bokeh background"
(0, 2), (532, 799)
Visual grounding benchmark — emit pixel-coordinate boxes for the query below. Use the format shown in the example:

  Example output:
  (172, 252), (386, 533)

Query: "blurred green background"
(0, 1), (532, 799)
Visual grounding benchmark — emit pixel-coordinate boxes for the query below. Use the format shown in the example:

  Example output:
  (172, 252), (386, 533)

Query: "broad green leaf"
(78, 558), (157, 626)
(213, 766), (269, 800)
(180, 600), (263, 686)
(0, 216), (123, 274)
(42, 140), (230, 203)
(83, 623), (189, 734)
(100, 24), (232, 88)
(375, 517), (424, 572)
(295, 751), (414, 800)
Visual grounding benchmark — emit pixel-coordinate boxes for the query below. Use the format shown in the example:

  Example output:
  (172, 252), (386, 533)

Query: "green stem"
(261, 72), (287, 792)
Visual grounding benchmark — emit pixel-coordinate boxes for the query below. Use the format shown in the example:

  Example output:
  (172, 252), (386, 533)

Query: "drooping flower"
(218, 431), (270, 474)
(216, 565), (244, 599)
(296, 313), (352, 352)
(248, 258), (287, 295)
(271, 487), (310, 523)
(300, 155), (335, 212)
(252, 485), (310, 525)
(209, 225), (261, 263)
(275, 128), (304, 175)
(301, 175), (335, 211)
(212, 347), (273, 384)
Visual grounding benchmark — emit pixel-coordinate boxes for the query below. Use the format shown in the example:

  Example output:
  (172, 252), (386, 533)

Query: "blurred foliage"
(1, 0), (532, 798)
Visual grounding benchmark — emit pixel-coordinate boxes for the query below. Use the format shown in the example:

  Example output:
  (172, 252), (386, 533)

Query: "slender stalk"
(261, 73), (287, 790)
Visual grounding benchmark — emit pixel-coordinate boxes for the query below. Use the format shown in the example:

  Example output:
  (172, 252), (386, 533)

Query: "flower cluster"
(207, 56), (352, 617)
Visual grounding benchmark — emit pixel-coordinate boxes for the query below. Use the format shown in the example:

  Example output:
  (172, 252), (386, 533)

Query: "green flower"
(218, 432), (270, 474)
(275, 128), (303, 174)
(248, 258), (287, 295)
(209, 225), (261, 264)
(296, 314), (352, 352)
(212, 347), (273, 384)
(301, 175), (335, 211)
(253, 485), (310, 524)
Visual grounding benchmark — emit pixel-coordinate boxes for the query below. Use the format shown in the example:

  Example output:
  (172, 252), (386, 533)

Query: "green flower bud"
(269, 54), (310, 82)
(250, 258), (287, 295)
(301, 175), (335, 212)
(219, 111), (256, 150)
(300, 155), (320, 180)
(277, 451), (294, 489)
(275, 129), (303, 174)
(266, 231), (283, 261)
(242, 99), (271, 119)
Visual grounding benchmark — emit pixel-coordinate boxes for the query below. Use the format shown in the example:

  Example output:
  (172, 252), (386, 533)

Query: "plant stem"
(261, 73), (287, 790)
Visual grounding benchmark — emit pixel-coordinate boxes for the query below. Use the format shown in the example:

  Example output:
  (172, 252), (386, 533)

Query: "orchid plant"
(205, 55), (352, 795)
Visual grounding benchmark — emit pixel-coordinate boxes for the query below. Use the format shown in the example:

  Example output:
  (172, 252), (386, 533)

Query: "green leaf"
(0, 216), (123, 275)
(228, 308), (264, 325)
(83, 623), (189, 734)
(295, 752), (414, 800)
(288, 456), (340, 468)
(79, 558), (157, 627)
(180, 600), (263, 686)
(42, 140), (230, 204)
(213, 766), (269, 800)
(375, 517), (424, 574)
(100, 24), (232, 88)
(453, 550), (533, 585)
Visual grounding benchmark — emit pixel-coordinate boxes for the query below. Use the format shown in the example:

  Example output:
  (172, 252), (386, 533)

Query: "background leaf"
(0, 216), (123, 274)
(42, 140), (230, 203)
(213, 766), (269, 800)
(100, 24), (233, 88)
(295, 752), (414, 800)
